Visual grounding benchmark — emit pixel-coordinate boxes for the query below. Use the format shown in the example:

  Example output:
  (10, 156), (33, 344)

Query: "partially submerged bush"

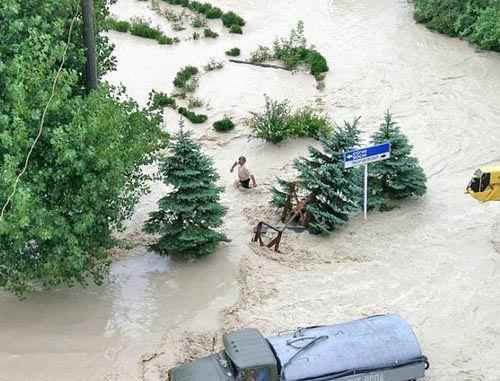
(249, 21), (329, 80)
(107, 17), (130, 32)
(306, 49), (329, 80)
(187, 97), (203, 109)
(163, 0), (245, 32)
(249, 46), (272, 63)
(249, 96), (292, 144)
(150, 90), (177, 109)
(225, 47), (241, 56)
(213, 116), (235, 132)
(288, 107), (331, 139)
(249, 96), (332, 143)
(173, 65), (198, 88)
(203, 58), (224, 71)
(222, 11), (245, 28)
(191, 15), (206, 28)
(203, 28), (219, 38)
(229, 24), (243, 34)
(178, 107), (208, 123)
(130, 18), (177, 44)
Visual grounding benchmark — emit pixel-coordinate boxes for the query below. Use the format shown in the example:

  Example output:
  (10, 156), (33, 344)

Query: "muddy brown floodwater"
(1, 0), (499, 380)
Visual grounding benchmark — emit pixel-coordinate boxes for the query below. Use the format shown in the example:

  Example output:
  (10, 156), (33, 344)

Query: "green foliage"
(173, 65), (199, 89)
(107, 17), (130, 32)
(270, 177), (294, 209)
(221, 11), (246, 28)
(149, 90), (177, 109)
(190, 1), (223, 19)
(293, 118), (362, 234)
(191, 15), (206, 28)
(368, 112), (427, 209)
(130, 18), (178, 44)
(249, 46), (273, 63)
(306, 49), (329, 80)
(225, 47), (241, 56)
(288, 107), (332, 139)
(250, 21), (329, 79)
(178, 107), (208, 123)
(163, 0), (245, 31)
(249, 96), (332, 143)
(213, 116), (235, 132)
(144, 127), (228, 258)
(193, 31), (200, 40)
(203, 28), (219, 38)
(229, 24), (243, 34)
(249, 96), (292, 144)
(187, 97), (203, 108)
(412, 0), (500, 51)
(203, 58), (224, 71)
(0, 1), (167, 296)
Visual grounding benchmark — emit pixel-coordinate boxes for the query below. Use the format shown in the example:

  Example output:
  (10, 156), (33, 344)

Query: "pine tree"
(293, 117), (362, 234)
(144, 126), (228, 258)
(369, 111), (427, 209)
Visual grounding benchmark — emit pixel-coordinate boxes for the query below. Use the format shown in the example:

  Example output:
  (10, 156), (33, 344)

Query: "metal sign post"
(344, 142), (391, 220)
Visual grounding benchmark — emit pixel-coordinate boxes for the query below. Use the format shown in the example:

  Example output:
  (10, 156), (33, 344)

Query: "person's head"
(238, 156), (246, 165)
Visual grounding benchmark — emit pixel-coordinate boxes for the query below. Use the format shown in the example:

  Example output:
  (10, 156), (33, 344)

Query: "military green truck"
(168, 314), (429, 381)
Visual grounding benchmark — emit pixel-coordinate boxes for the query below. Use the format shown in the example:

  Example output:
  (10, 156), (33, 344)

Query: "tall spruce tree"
(292, 117), (362, 234)
(144, 126), (228, 258)
(368, 111), (427, 209)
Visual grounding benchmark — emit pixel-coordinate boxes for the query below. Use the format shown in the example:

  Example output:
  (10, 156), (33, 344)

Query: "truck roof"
(266, 314), (424, 380)
(223, 328), (277, 370)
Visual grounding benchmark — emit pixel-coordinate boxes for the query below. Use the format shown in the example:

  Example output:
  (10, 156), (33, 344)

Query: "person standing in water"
(230, 156), (257, 188)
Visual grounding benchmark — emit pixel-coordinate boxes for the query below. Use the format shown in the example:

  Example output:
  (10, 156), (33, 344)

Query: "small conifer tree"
(369, 111), (427, 209)
(292, 118), (362, 234)
(144, 125), (228, 258)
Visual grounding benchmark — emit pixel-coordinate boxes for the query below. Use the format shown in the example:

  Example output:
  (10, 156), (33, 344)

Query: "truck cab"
(466, 166), (500, 202)
(168, 314), (429, 381)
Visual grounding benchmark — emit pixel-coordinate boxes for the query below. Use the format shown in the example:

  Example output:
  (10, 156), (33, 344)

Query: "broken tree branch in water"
(229, 59), (291, 72)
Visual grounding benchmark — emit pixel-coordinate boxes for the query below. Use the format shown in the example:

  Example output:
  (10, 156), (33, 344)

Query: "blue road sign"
(344, 142), (391, 168)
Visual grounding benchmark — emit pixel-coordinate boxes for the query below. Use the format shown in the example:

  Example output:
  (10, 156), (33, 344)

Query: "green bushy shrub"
(107, 17), (130, 32)
(191, 15), (206, 28)
(222, 11), (246, 27)
(173, 65), (198, 88)
(187, 97), (203, 108)
(164, 0), (245, 32)
(249, 45), (272, 63)
(250, 96), (332, 143)
(130, 19), (177, 44)
(178, 107), (208, 123)
(307, 49), (329, 80)
(203, 58), (224, 71)
(150, 91), (177, 109)
(288, 107), (331, 139)
(249, 96), (292, 144)
(204, 28), (219, 38)
(225, 47), (241, 56)
(249, 21), (329, 80)
(229, 24), (243, 34)
(213, 116), (235, 132)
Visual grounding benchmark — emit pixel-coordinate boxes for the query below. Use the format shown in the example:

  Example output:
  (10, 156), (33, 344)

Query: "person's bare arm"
(251, 175), (257, 187)
(230, 161), (238, 173)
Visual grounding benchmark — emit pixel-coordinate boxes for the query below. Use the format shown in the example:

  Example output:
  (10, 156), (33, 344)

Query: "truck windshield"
(469, 169), (482, 192)
(480, 172), (491, 192)
(234, 368), (270, 381)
